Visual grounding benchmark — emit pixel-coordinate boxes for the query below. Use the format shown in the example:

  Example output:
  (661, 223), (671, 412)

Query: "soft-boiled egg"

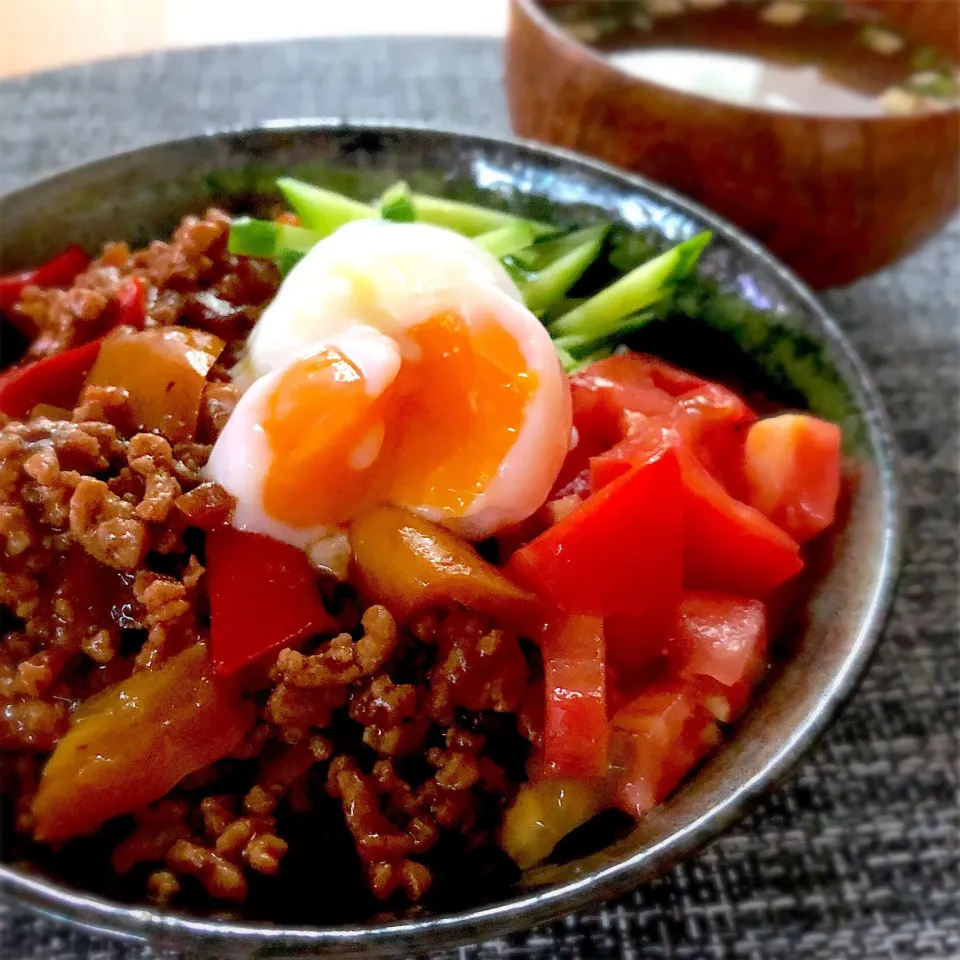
(207, 220), (572, 571)
(240, 220), (524, 382)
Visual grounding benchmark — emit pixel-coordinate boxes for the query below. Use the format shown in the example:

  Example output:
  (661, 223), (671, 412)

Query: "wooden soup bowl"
(506, 0), (960, 288)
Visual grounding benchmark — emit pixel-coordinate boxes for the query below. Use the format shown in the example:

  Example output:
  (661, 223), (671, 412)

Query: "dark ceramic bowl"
(0, 122), (900, 958)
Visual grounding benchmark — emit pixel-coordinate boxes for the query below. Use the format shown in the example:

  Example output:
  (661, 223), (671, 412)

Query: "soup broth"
(544, 0), (960, 115)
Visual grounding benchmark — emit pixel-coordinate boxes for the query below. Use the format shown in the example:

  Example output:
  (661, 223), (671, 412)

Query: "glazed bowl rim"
(510, 0), (960, 122)
(0, 118), (902, 956)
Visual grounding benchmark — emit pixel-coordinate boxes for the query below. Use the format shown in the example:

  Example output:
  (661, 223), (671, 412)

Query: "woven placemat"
(0, 36), (957, 960)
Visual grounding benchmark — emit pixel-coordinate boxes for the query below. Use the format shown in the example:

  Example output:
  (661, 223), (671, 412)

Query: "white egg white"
(244, 220), (523, 380)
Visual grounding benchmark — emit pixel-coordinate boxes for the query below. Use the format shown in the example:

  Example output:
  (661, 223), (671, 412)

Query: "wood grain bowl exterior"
(507, 0), (960, 288)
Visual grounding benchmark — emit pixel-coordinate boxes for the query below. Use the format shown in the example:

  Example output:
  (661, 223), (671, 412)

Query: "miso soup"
(543, 0), (960, 115)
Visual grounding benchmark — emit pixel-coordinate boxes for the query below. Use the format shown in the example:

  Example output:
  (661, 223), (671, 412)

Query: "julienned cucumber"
(226, 178), (714, 365)
(473, 222), (540, 259)
(402, 190), (554, 238)
(557, 345), (614, 374)
(277, 178), (376, 234)
(227, 217), (323, 258)
(548, 232), (712, 340)
(551, 310), (658, 355)
(379, 182), (417, 223)
(518, 224), (608, 315)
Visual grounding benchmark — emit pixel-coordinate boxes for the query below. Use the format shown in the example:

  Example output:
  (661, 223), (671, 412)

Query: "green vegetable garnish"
(512, 227), (600, 272)
(404, 191), (553, 238)
(379, 182), (417, 223)
(552, 310), (657, 355)
(277, 177), (376, 235)
(473, 222), (540, 259)
(904, 70), (960, 99)
(557, 344), (616, 375)
(275, 249), (305, 278)
(228, 181), (716, 379)
(519, 224), (608, 315)
(555, 346), (578, 373)
(911, 45), (946, 72)
(227, 217), (323, 258)
(548, 231), (712, 341)
(227, 217), (278, 258)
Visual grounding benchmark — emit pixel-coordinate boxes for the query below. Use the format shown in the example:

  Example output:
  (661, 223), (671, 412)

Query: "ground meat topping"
(69, 476), (149, 571)
(272, 605), (398, 689)
(427, 608), (529, 725)
(350, 675), (430, 758)
(0, 211), (531, 917)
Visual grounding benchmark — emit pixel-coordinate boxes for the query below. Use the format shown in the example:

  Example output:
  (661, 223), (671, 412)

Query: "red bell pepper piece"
(0, 245), (89, 317)
(604, 604), (674, 680)
(743, 413), (842, 544)
(509, 439), (684, 617)
(608, 681), (720, 817)
(206, 527), (339, 677)
(0, 339), (103, 419)
(541, 614), (608, 779)
(680, 449), (803, 596)
(111, 277), (147, 331)
(591, 424), (802, 598)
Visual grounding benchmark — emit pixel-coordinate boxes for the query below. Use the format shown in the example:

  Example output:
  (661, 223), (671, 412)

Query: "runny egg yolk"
(260, 310), (536, 530)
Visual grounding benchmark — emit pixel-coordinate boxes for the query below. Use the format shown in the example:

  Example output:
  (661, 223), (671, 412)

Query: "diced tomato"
(587, 386), (754, 496)
(673, 382), (756, 492)
(664, 591), (768, 722)
(580, 353), (708, 398)
(509, 440), (683, 617)
(541, 615), (608, 779)
(0, 339), (102, 419)
(574, 354), (759, 496)
(608, 681), (721, 817)
(550, 426), (608, 499)
(206, 527), (339, 677)
(571, 376), (674, 448)
(743, 413), (842, 544)
(570, 353), (693, 448)
(687, 675), (751, 725)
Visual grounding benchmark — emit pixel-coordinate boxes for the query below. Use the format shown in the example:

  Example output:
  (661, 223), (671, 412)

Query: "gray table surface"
(0, 36), (957, 960)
